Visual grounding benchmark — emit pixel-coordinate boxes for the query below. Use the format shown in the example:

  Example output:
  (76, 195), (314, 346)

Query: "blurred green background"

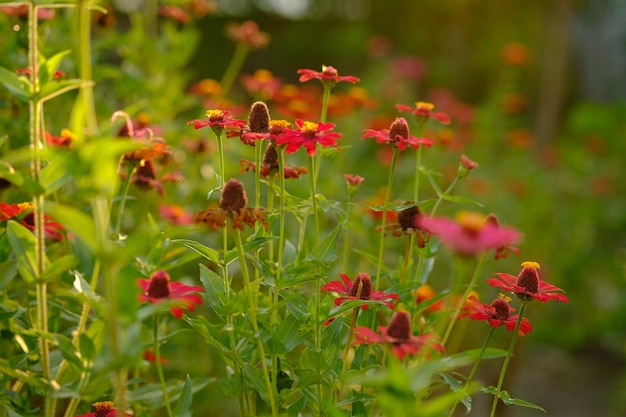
(2, 0), (625, 415)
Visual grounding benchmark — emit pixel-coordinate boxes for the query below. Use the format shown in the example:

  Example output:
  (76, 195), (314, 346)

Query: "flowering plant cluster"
(0, 4), (570, 417)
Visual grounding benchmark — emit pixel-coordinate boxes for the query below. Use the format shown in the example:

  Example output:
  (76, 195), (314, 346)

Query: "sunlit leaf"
(6, 220), (40, 283)
(0, 66), (31, 102)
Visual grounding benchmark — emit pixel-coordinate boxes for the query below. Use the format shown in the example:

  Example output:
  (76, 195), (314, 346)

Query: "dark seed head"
(220, 179), (248, 212)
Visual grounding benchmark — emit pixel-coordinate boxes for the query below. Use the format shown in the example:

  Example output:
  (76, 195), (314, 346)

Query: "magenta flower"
(361, 117), (434, 151)
(322, 272), (398, 310)
(276, 119), (342, 155)
(416, 211), (522, 256)
(75, 401), (129, 417)
(137, 270), (203, 319)
(459, 294), (533, 335)
(297, 65), (360, 87)
(353, 310), (443, 360)
(486, 262), (568, 303)
(396, 101), (451, 125)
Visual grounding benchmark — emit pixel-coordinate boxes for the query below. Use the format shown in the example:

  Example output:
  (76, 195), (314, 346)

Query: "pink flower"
(353, 311), (443, 360)
(486, 262), (568, 303)
(361, 117), (434, 151)
(137, 270), (203, 319)
(396, 101), (451, 125)
(416, 211), (522, 256)
(276, 119), (342, 156)
(322, 273), (398, 310)
(74, 401), (129, 417)
(459, 294), (533, 335)
(297, 65), (360, 87)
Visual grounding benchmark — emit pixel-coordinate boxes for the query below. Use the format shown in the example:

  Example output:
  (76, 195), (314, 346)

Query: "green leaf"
(498, 390), (546, 411)
(0, 66), (31, 102)
(40, 255), (77, 283)
(173, 375), (193, 417)
(6, 220), (39, 283)
(39, 162), (70, 196)
(54, 334), (84, 371)
(40, 79), (91, 103)
(171, 239), (221, 264)
(305, 223), (343, 265)
(224, 236), (273, 265)
(198, 263), (228, 314)
(42, 50), (70, 84)
(45, 202), (99, 253)
(441, 194), (484, 207)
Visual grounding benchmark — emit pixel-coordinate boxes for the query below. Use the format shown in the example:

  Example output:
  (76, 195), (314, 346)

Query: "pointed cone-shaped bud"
(386, 310), (411, 342)
(220, 179), (248, 212)
(248, 101), (270, 133)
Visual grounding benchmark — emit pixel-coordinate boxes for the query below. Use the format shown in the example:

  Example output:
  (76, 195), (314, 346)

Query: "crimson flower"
(396, 101), (451, 125)
(416, 211), (522, 256)
(226, 20), (270, 50)
(159, 204), (195, 225)
(297, 65), (360, 88)
(137, 270), (203, 319)
(353, 310), (443, 360)
(322, 272), (398, 310)
(361, 117), (434, 151)
(276, 119), (342, 156)
(75, 401), (128, 417)
(486, 261), (568, 303)
(21, 212), (65, 241)
(187, 109), (247, 136)
(0, 202), (32, 221)
(459, 294), (533, 335)
(45, 129), (76, 148)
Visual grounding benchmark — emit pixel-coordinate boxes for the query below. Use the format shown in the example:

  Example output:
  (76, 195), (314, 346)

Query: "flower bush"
(3, 2), (609, 417)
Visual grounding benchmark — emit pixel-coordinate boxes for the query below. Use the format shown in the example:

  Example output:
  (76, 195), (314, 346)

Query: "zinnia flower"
(45, 129), (76, 148)
(395, 101), (451, 125)
(187, 109), (247, 136)
(459, 294), (532, 335)
(486, 261), (568, 303)
(137, 270), (203, 319)
(416, 211), (522, 256)
(353, 310), (443, 360)
(225, 20), (270, 50)
(195, 178), (268, 230)
(276, 119), (342, 156)
(0, 202), (33, 221)
(297, 65), (360, 88)
(75, 401), (128, 417)
(21, 212), (65, 241)
(361, 117), (433, 151)
(322, 272), (398, 310)
(240, 143), (307, 179)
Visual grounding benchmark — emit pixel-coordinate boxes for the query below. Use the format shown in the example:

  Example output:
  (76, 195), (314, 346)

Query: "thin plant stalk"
(218, 43), (248, 100)
(341, 195), (355, 272)
(374, 148), (399, 290)
(447, 327), (496, 417)
(75, 0), (98, 133)
(153, 314), (174, 417)
(233, 228), (277, 416)
(336, 283), (364, 402)
(442, 251), (488, 347)
(114, 163), (136, 238)
(430, 176), (461, 216)
(489, 302), (528, 417)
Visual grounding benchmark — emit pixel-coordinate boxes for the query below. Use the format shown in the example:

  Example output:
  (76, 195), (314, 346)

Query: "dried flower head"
(459, 294), (533, 335)
(486, 261), (568, 303)
(362, 117), (434, 151)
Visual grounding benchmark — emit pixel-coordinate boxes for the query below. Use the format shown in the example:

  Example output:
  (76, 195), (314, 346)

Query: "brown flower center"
(517, 264), (539, 294)
(147, 270), (171, 299)
(248, 101), (270, 133)
(398, 203), (420, 231)
(388, 118), (409, 141)
(92, 401), (114, 417)
(349, 273), (372, 300)
(491, 298), (511, 320)
(262, 143), (279, 170)
(220, 179), (248, 212)
(386, 311), (411, 342)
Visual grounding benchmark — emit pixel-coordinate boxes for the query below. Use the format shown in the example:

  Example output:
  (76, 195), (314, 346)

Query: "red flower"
(240, 143), (308, 179)
(276, 119), (342, 156)
(486, 262), (568, 303)
(187, 109), (247, 136)
(45, 129), (76, 148)
(74, 401), (128, 417)
(322, 272), (398, 310)
(21, 212), (65, 241)
(416, 211), (522, 256)
(297, 65), (360, 87)
(459, 294), (533, 335)
(344, 174), (365, 187)
(159, 204), (194, 225)
(396, 101), (451, 125)
(241, 69), (282, 100)
(361, 117), (434, 151)
(0, 202), (32, 221)
(137, 270), (203, 319)
(225, 20), (269, 50)
(353, 310), (443, 360)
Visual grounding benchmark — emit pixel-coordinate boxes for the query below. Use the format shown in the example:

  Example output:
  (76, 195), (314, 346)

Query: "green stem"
(114, 164), (135, 238)
(441, 251), (487, 347)
(374, 148), (399, 290)
(233, 228), (277, 416)
(154, 315), (174, 417)
(489, 303), (528, 417)
(448, 327), (495, 417)
(320, 86), (331, 124)
(341, 196), (355, 272)
(430, 176), (460, 216)
(399, 237), (412, 284)
(218, 43), (249, 100)
(76, 0), (97, 133)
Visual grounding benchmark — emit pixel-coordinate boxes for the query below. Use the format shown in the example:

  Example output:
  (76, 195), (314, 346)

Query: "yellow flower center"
(300, 121), (319, 134)
(521, 261), (541, 270)
(269, 120), (291, 129)
(60, 128), (77, 140)
(415, 101), (434, 111)
(205, 109), (225, 120)
(498, 293), (512, 303)
(456, 210), (486, 231)
(253, 68), (273, 82)
(17, 202), (34, 211)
